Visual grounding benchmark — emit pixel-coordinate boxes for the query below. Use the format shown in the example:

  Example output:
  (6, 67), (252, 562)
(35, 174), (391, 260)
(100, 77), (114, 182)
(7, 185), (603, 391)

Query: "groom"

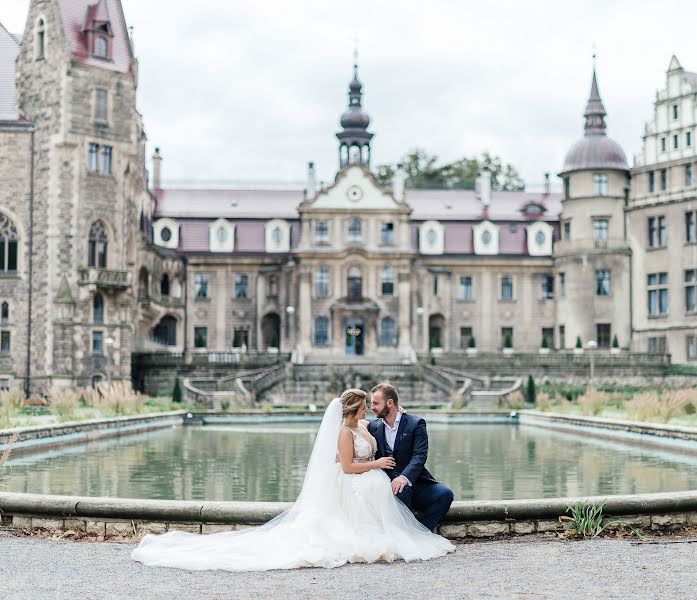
(368, 383), (454, 532)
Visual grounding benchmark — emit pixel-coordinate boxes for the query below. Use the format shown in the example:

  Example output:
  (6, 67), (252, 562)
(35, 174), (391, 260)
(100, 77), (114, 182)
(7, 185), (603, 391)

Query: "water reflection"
(4, 423), (697, 501)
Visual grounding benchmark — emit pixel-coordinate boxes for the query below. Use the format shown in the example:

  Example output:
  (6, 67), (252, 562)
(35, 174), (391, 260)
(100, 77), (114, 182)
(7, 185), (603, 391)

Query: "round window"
(160, 227), (172, 242)
(535, 230), (546, 246)
(272, 227), (283, 245)
(216, 227), (227, 243)
(481, 230), (492, 245)
(426, 230), (437, 246)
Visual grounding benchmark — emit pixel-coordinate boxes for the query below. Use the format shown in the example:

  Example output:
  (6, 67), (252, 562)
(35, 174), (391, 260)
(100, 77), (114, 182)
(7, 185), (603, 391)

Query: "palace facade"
(1, 0), (696, 394)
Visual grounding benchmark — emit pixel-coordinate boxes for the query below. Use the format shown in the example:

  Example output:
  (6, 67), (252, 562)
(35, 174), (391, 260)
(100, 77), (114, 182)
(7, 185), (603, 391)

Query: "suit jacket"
(368, 412), (437, 485)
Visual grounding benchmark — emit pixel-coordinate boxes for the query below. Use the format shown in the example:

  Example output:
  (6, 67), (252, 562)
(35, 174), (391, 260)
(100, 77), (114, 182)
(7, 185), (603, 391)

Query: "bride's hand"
(376, 456), (396, 469)
(398, 406), (407, 414)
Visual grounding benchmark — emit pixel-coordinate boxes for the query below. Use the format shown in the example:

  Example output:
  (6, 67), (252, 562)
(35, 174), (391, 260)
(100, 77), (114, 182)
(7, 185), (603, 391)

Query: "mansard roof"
(0, 21), (24, 123)
(57, 0), (133, 74)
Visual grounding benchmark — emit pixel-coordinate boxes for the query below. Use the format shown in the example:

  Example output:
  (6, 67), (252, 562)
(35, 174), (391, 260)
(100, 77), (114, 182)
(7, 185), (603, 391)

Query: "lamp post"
(587, 340), (597, 382)
(105, 336), (115, 389)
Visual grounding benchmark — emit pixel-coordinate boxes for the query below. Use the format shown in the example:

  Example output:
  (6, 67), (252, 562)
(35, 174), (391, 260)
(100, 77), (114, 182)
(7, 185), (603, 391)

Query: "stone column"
(298, 270), (312, 353)
(216, 270), (226, 350)
(255, 273), (264, 351)
(398, 271), (412, 355)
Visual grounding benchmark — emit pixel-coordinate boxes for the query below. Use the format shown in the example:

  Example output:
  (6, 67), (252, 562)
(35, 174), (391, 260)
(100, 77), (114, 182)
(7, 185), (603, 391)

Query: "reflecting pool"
(5, 422), (697, 501)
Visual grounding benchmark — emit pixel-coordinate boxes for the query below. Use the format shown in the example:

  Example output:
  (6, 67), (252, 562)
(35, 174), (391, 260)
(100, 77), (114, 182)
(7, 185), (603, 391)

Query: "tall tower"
(336, 62), (373, 168)
(555, 66), (631, 350)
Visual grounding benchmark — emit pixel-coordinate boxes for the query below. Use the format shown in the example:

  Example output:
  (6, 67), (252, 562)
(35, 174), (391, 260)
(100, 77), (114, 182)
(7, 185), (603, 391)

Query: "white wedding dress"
(131, 398), (455, 571)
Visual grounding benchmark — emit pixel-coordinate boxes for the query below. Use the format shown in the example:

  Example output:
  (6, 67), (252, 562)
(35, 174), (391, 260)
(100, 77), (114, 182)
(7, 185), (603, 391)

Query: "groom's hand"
(391, 476), (409, 495)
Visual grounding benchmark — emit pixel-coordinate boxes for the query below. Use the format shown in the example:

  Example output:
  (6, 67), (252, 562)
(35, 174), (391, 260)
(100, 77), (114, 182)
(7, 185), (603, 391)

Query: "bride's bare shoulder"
(359, 419), (370, 428)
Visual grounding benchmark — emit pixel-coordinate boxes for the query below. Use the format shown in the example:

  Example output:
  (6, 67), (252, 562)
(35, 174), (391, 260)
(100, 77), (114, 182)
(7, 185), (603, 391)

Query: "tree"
(172, 378), (182, 404)
(525, 375), (536, 405)
(375, 149), (525, 191)
(575, 336), (583, 349)
(612, 335), (619, 349)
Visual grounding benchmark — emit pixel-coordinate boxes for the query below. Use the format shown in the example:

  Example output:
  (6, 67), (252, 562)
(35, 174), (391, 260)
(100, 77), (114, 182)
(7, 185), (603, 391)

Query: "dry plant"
(46, 387), (80, 421)
(0, 390), (25, 426)
(578, 388), (609, 417)
(93, 381), (147, 416)
(0, 432), (20, 470)
(504, 390), (525, 410)
(657, 389), (693, 423)
(536, 392), (552, 412)
(625, 391), (661, 422)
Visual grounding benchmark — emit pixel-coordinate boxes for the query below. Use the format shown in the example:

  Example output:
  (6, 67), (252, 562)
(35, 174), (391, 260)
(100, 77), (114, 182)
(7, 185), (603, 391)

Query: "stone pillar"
(215, 270), (226, 350)
(255, 273), (263, 351)
(298, 270), (312, 353)
(398, 272), (412, 355)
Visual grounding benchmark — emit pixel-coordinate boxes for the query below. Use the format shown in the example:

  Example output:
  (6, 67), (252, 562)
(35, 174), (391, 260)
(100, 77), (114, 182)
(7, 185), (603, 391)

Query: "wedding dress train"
(131, 399), (455, 571)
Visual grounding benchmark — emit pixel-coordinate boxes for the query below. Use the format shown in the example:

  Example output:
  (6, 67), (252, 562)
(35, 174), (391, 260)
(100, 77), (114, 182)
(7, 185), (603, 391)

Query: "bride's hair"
(340, 388), (367, 419)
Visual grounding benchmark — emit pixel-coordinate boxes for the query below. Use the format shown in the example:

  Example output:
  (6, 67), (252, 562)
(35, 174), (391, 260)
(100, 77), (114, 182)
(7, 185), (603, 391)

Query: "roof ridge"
(0, 20), (20, 47)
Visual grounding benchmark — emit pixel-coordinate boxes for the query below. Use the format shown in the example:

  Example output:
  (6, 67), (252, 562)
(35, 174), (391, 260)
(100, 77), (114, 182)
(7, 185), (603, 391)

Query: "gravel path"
(0, 533), (693, 599)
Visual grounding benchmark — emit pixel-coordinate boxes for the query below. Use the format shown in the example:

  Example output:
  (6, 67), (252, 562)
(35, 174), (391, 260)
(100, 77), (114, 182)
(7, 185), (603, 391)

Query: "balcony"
(79, 267), (131, 290)
(554, 238), (630, 256)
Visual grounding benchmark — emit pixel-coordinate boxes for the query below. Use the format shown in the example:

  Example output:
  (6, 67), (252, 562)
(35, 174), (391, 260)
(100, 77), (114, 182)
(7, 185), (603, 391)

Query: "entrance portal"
(345, 320), (364, 356)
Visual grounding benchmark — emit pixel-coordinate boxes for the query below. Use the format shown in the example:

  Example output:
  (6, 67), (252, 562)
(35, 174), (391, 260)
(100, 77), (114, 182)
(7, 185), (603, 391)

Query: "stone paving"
(0, 533), (695, 599)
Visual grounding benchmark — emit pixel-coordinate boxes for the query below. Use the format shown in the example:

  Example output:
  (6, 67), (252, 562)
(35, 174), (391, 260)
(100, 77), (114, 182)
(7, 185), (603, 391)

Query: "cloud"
(3, 0), (697, 189)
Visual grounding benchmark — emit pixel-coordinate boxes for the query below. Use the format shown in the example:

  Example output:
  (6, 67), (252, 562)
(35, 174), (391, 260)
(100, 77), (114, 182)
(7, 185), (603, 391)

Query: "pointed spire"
(668, 54), (683, 72)
(337, 57), (373, 168)
(584, 68), (607, 135)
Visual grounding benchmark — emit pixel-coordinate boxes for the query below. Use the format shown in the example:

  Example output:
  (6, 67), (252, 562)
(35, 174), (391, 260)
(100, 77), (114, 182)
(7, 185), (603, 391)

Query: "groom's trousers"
(396, 481), (454, 532)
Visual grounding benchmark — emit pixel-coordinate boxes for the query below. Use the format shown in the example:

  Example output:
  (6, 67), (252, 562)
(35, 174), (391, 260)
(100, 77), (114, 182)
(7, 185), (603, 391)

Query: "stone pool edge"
(1, 490), (697, 539)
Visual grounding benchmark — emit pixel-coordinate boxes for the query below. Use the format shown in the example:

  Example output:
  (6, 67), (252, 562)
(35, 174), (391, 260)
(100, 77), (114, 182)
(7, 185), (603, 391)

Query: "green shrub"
(541, 337), (549, 349)
(524, 375), (536, 405)
(468, 336), (476, 348)
(504, 334), (513, 349)
(612, 335), (619, 349)
(575, 336), (582, 349)
(172, 378), (182, 404)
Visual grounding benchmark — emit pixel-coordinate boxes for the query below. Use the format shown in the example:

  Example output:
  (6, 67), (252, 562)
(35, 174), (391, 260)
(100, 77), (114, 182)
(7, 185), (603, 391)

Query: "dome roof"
(562, 134), (628, 173)
(560, 68), (629, 175)
(340, 106), (370, 129)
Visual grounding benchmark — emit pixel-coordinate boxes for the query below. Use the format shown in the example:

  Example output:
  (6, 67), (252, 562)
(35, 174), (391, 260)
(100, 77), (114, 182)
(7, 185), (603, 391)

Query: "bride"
(131, 389), (455, 571)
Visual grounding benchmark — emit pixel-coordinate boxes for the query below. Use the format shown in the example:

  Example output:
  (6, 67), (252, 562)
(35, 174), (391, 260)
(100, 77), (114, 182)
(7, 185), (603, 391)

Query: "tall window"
(648, 171), (655, 193)
(381, 267), (394, 296)
(93, 293), (104, 324)
(559, 272), (566, 297)
(541, 275), (554, 299)
(381, 223), (394, 245)
(687, 335), (697, 360)
(88, 221), (108, 268)
(235, 275), (248, 299)
(458, 276), (472, 300)
(648, 272), (669, 316)
(660, 169), (667, 191)
(501, 327), (513, 348)
(648, 336), (667, 354)
(95, 89), (108, 121)
(0, 302), (8, 323)
(674, 134), (679, 149)
(100, 145), (112, 174)
(673, 104), (679, 120)
(347, 266), (362, 299)
(542, 327), (554, 349)
(563, 177), (570, 199)
(648, 216), (667, 248)
(459, 326), (473, 349)
(95, 35), (108, 58)
(315, 266), (329, 297)
(232, 327), (249, 349)
(559, 325), (566, 349)
(661, 137), (667, 152)
(597, 324), (611, 348)
(686, 164), (693, 187)
(194, 327), (208, 349)
(685, 269), (697, 312)
(314, 317), (329, 346)
(593, 174), (608, 196)
(194, 273), (208, 299)
(92, 331), (103, 355)
(563, 221), (571, 241)
(0, 214), (18, 273)
(36, 19), (45, 60)
(314, 220), (329, 244)
(88, 143), (112, 174)
(160, 274), (170, 296)
(500, 276), (513, 301)
(687, 132), (692, 147)
(593, 219), (609, 241)
(0, 331), (10, 353)
(380, 317), (396, 347)
(686, 211), (696, 243)
(347, 218), (362, 242)
(433, 274), (439, 296)
(596, 270), (611, 296)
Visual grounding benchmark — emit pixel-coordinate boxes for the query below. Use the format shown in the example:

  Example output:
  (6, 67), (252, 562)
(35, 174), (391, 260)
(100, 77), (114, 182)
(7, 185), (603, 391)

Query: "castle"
(1, 0), (696, 395)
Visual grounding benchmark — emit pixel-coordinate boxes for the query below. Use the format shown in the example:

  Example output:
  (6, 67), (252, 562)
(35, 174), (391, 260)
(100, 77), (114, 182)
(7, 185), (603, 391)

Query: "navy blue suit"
(368, 413), (454, 531)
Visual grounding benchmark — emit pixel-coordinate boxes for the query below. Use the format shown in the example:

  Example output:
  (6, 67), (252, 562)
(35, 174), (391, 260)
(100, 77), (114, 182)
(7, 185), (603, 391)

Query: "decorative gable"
(154, 218), (179, 249)
(473, 220), (500, 255)
(419, 220), (444, 255)
(308, 164), (405, 210)
(265, 219), (291, 253)
(526, 221), (553, 256)
(209, 218), (235, 253)
(82, 0), (113, 59)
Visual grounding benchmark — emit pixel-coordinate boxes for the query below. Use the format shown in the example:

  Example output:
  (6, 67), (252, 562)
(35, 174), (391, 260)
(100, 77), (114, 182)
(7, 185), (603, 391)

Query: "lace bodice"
(349, 424), (377, 463)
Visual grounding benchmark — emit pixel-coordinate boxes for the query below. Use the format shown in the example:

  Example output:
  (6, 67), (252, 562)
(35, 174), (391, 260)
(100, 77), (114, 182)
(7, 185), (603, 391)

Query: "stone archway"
(429, 314), (445, 349)
(261, 312), (281, 350)
(153, 315), (177, 346)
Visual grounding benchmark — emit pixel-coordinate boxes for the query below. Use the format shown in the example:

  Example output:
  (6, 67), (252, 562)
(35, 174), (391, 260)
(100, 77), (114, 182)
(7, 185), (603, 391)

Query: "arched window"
(1, 302), (8, 323)
(348, 218), (362, 242)
(160, 273), (170, 296)
(36, 19), (45, 60)
(138, 267), (149, 299)
(0, 214), (18, 273)
(380, 317), (397, 347)
(314, 316), (329, 347)
(95, 35), (108, 58)
(93, 293), (104, 324)
(88, 221), (108, 268)
(347, 266), (362, 299)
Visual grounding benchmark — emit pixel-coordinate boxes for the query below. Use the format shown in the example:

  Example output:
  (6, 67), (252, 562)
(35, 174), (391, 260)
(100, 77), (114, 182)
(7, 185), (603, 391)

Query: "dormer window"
(83, 0), (113, 60)
(95, 35), (108, 58)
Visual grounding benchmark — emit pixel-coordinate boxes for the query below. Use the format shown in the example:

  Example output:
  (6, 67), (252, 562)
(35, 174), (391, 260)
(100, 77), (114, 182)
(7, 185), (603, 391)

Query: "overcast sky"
(3, 0), (697, 190)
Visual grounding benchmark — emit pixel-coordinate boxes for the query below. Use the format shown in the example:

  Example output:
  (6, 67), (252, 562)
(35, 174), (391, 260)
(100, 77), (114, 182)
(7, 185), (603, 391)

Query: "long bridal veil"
(131, 397), (454, 571)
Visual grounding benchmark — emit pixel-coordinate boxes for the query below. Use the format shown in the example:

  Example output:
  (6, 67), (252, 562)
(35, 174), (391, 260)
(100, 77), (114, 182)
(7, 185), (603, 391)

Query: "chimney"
(306, 161), (317, 201)
(476, 169), (492, 207)
(544, 172), (550, 195)
(392, 163), (406, 202)
(152, 147), (162, 190)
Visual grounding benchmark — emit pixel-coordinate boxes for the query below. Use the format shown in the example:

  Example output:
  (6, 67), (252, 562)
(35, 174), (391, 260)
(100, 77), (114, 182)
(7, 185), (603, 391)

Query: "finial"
(592, 43), (597, 70)
(352, 34), (359, 75)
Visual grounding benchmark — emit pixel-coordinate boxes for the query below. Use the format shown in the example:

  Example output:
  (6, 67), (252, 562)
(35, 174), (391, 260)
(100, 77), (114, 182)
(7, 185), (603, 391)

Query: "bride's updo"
(340, 388), (367, 419)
